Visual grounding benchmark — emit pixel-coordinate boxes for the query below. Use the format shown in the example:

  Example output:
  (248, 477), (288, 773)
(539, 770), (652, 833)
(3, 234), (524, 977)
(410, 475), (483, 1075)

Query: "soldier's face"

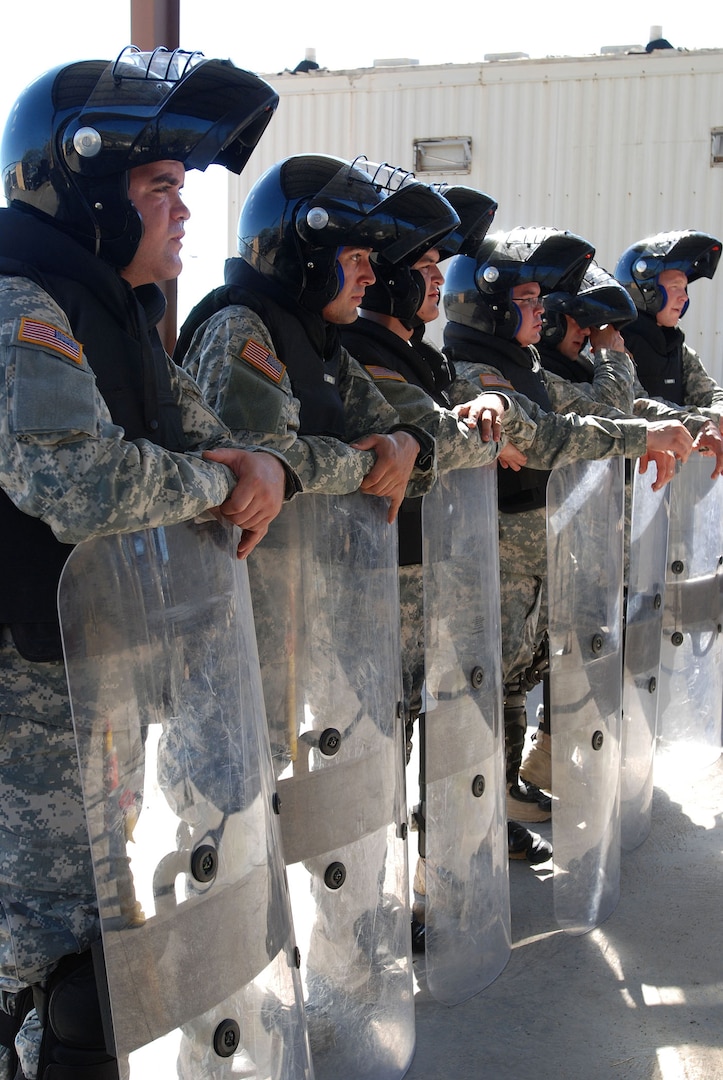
(121, 160), (190, 288)
(322, 247), (376, 324)
(656, 269), (689, 327)
(413, 248), (445, 324)
(511, 283), (545, 346)
(558, 315), (591, 361)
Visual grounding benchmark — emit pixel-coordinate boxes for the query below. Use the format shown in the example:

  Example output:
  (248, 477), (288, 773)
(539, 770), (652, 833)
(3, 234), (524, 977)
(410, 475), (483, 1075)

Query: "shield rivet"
(319, 727), (341, 756)
(324, 861), (346, 890)
(470, 666), (484, 689)
(213, 1019), (240, 1058)
(191, 844), (217, 883)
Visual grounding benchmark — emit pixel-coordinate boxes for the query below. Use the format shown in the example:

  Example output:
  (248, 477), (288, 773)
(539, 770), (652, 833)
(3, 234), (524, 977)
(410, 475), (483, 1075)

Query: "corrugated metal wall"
(227, 49), (723, 377)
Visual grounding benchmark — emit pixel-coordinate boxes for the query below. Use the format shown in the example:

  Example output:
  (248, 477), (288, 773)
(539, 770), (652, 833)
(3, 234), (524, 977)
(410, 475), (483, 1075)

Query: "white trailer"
(217, 46), (723, 373)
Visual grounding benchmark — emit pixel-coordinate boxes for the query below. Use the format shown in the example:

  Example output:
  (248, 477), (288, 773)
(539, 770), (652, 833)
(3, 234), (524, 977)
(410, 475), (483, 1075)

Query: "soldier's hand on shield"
(639, 449), (677, 490)
(691, 421), (723, 479)
(352, 431), (421, 523)
(202, 448), (286, 557)
(453, 392), (507, 442)
(639, 420), (693, 490)
(644, 420), (694, 461)
(497, 442), (527, 471)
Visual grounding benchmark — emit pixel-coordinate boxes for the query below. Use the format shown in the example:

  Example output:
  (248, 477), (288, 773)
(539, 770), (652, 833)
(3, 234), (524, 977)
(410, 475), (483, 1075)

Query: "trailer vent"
(711, 129), (723, 166)
(413, 137), (472, 174)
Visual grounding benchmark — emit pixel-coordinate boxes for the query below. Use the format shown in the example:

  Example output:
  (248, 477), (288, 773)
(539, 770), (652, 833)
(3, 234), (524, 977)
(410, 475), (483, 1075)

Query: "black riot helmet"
(2, 46), (278, 268)
(443, 226), (595, 340)
(237, 154), (464, 313)
(614, 230), (722, 317)
(542, 262), (637, 346)
(435, 185), (498, 261)
(361, 183), (497, 325)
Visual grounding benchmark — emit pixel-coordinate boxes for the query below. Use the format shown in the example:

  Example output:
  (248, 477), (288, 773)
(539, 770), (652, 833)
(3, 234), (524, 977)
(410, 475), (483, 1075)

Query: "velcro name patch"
(18, 318), (83, 364)
(240, 338), (285, 383)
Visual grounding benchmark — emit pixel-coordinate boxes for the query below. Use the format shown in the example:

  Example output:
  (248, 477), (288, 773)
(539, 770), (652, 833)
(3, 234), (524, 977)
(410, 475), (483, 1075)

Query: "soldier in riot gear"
(340, 184), (547, 992)
(540, 262), (638, 383)
(616, 230), (723, 420)
(616, 234), (723, 781)
(442, 228), (695, 831)
(0, 48), (296, 1079)
(532, 261), (723, 807)
(540, 260), (723, 467)
(177, 154), (446, 509)
(177, 156), (457, 1079)
(340, 186), (551, 876)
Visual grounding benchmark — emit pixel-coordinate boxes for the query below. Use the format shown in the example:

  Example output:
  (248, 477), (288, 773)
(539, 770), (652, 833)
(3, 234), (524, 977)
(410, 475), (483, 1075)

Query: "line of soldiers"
(1, 46), (721, 1080)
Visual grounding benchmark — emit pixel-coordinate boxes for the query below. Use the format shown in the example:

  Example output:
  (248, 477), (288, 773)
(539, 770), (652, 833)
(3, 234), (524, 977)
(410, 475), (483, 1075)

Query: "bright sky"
(2, 1), (722, 320)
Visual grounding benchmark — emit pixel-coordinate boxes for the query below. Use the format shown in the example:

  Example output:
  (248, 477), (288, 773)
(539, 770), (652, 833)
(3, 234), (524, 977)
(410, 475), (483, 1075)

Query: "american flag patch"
(365, 364), (406, 383)
(479, 371), (514, 391)
(18, 318), (83, 364)
(240, 338), (285, 383)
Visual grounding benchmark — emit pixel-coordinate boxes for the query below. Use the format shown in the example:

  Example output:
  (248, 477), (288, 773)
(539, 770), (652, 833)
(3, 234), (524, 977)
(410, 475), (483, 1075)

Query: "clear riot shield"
(420, 464), (510, 1005)
(621, 461), (670, 851)
(546, 457), (624, 934)
(58, 520), (311, 1080)
(247, 491), (414, 1080)
(656, 453), (723, 776)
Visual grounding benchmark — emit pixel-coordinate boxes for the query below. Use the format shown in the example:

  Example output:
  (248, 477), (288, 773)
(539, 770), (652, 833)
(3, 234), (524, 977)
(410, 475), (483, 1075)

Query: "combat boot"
(519, 727), (552, 794)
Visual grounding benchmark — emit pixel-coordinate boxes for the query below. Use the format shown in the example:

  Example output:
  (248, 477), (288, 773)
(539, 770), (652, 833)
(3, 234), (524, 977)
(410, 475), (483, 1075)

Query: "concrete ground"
(405, 753), (723, 1080)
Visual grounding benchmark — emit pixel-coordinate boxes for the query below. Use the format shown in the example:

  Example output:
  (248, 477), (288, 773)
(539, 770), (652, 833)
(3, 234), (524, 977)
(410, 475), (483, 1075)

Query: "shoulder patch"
(365, 364), (407, 383)
(240, 338), (286, 383)
(18, 318), (83, 364)
(479, 371), (515, 391)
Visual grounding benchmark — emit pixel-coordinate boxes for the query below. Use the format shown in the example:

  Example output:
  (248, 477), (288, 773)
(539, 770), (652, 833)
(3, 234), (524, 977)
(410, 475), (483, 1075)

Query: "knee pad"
(38, 953), (118, 1080)
(520, 634), (550, 692)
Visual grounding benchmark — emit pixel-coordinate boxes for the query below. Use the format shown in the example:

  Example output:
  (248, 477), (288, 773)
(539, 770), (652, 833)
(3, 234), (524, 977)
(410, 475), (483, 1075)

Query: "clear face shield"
(64, 46), (278, 178)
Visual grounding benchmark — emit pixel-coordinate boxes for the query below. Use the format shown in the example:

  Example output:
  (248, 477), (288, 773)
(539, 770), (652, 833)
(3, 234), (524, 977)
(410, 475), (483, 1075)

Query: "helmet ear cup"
(510, 302), (523, 339)
(541, 310), (566, 347)
(655, 282), (689, 319)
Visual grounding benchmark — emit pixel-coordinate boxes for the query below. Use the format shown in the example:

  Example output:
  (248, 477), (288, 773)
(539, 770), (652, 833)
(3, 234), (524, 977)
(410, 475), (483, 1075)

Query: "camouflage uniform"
(0, 275), (295, 1075)
(341, 317), (537, 729)
(448, 337), (649, 686)
(183, 304), (436, 496)
(624, 313), (723, 424)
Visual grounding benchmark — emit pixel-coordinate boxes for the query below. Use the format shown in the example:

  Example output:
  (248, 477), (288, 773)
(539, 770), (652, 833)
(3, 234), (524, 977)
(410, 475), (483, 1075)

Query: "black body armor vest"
(0, 208), (184, 660)
(623, 314), (685, 404)
(178, 259), (346, 438)
(444, 323), (552, 513)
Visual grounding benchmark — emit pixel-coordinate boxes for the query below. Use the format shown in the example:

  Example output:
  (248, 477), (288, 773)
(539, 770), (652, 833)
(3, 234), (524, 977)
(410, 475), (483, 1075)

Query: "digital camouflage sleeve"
(0, 277), (303, 544)
(182, 304), (436, 496)
(453, 358), (650, 471)
(364, 363), (538, 473)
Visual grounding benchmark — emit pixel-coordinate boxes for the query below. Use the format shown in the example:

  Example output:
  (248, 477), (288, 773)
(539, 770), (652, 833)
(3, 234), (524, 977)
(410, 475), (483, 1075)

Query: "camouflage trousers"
(498, 507), (548, 688)
(0, 628), (99, 1076)
(399, 563), (425, 725)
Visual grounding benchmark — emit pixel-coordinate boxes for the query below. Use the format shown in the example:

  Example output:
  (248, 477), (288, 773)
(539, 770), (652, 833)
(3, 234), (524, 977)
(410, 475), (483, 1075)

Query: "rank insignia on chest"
(18, 318), (83, 364)
(323, 373), (336, 385)
(241, 338), (285, 383)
